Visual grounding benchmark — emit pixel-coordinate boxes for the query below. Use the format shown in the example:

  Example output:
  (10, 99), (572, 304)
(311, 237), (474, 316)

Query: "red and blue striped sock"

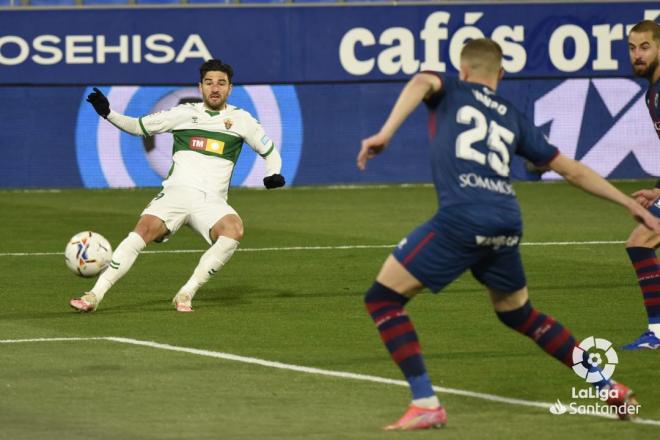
(496, 301), (576, 367)
(626, 247), (660, 333)
(496, 301), (611, 389)
(364, 282), (434, 400)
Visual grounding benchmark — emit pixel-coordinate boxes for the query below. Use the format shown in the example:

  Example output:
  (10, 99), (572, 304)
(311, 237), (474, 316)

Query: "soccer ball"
(64, 231), (113, 277)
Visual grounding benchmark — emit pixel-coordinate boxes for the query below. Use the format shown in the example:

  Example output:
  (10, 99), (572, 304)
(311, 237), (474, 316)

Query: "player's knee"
(626, 224), (660, 248)
(495, 300), (532, 329)
(364, 282), (409, 308)
(213, 215), (243, 242)
(626, 236), (654, 248)
(133, 215), (167, 244)
(626, 230), (643, 247)
(225, 223), (243, 241)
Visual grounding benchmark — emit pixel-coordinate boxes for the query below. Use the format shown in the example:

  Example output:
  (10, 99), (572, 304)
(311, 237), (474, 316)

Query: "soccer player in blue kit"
(619, 20), (660, 350)
(357, 39), (660, 430)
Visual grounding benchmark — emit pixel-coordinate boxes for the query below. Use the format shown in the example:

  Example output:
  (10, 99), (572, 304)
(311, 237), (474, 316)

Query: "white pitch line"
(0, 240), (627, 257)
(0, 251), (67, 257)
(1, 336), (658, 426)
(0, 245), (394, 257)
(0, 337), (107, 343)
(521, 240), (624, 246)
(104, 337), (549, 410)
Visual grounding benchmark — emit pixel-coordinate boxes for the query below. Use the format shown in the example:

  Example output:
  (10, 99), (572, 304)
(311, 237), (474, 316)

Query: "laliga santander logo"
(75, 85), (302, 188)
(571, 336), (618, 383)
(549, 399), (568, 415)
(549, 336), (640, 418)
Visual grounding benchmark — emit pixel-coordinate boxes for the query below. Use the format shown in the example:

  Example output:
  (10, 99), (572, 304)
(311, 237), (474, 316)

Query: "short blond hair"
(629, 20), (660, 43)
(460, 38), (503, 76)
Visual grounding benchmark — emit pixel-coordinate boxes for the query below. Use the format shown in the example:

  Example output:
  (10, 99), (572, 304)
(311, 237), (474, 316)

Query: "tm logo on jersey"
(190, 136), (225, 154)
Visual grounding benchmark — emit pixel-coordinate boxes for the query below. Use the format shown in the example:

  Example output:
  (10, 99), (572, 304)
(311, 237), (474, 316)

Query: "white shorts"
(141, 186), (238, 245)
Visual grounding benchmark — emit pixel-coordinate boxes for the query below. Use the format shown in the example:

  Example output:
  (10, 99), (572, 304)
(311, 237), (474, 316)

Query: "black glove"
(263, 174), (285, 189)
(86, 87), (110, 119)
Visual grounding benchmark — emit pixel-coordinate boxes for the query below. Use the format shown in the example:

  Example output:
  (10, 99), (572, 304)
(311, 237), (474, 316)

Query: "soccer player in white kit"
(70, 59), (285, 313)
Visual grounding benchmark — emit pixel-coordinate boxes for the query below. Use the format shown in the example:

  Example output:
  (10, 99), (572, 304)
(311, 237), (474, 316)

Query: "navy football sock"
(364, 282), (434, 400)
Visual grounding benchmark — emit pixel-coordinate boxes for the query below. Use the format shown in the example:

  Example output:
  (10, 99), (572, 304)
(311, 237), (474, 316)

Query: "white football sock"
(178, 236), (239, 298)
(412, 395), (440, 409)
(91, 232), (146, 301)
(649, 323), (660, 338)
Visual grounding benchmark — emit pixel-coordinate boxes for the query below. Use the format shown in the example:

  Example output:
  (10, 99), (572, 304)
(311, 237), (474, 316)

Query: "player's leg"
(70, 188), (189, 312)
(69, 215), (167, 312)
(623, 222), (660, 349)
(365, 221), (467, 430)
(490, 286), (639, 419)
(473, 244), (584, 372)
(490, 286), (581, 370)
(173, 203), (242, 312)
(365, 256), (446, 430)
(480, 249), (585, 371)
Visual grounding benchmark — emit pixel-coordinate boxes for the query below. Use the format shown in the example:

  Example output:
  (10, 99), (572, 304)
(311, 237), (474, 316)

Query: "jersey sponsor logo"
(75, 85), (302, 188)
(205, 139), (224, 154)
(475, 234), (520, 249)
(458, 173), (515, 195)
(189, 136), (225, 155)
(189, 136), (205, 151)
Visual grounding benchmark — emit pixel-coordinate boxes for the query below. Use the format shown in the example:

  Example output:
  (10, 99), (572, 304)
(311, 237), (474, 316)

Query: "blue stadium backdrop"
(0, 2), (658, 188)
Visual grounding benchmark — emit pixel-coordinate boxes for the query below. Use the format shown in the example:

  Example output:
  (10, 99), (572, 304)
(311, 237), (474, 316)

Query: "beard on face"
(633, 58), (658, 80)
(204, 93), (225, 111)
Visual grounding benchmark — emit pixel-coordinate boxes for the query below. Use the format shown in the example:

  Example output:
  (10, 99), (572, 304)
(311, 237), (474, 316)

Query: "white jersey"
(138, 102), (275, 200)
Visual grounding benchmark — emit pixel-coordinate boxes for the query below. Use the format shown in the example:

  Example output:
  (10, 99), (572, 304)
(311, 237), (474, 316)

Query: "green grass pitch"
(1, 181), (659, 439)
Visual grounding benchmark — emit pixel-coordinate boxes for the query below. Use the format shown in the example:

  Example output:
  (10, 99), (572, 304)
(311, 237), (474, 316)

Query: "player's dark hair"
(199, 59), (234, 83)
(630, 20), (660, 43)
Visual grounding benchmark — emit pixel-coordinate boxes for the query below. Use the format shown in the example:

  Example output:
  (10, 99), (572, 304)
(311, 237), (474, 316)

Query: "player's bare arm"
(548, 154), (660, 233)
(357, 72), (441, 171)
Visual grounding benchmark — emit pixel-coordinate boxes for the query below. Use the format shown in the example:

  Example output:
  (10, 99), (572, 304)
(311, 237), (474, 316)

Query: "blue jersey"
(644, 79), (660, 189)
(424, 74), (558, 220)
(646, 78), (660, 140)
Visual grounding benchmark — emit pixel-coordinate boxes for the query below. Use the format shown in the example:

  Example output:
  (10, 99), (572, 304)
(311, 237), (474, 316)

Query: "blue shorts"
(392, 210), (526, 293)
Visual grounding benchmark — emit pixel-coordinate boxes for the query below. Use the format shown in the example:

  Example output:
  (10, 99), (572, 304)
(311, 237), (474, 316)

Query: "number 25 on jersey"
(455, 105), (515, 177)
